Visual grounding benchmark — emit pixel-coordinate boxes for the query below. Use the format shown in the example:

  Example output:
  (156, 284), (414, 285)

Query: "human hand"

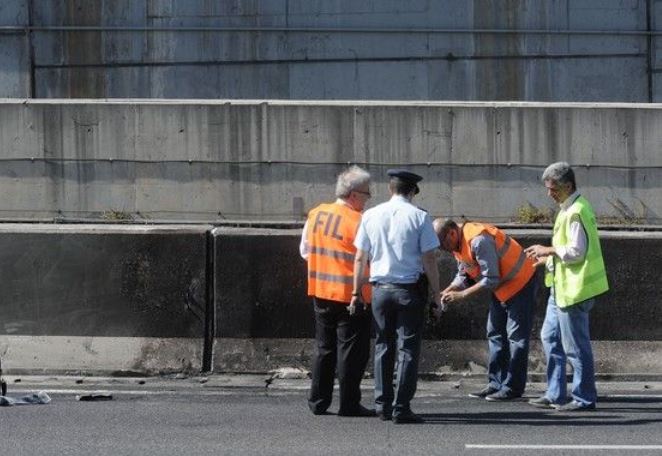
(431, 292), (446, 319)
(441, 290), (465, 304)
(524, 244), (550, 260)
(348, 295), (361, 316)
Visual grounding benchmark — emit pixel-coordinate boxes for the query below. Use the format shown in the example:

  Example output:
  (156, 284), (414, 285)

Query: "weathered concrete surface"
(0, 225), (660, 375)
(211, 227), (662, 375)
(0, 335), (202, 375)
(212, 338), (662, 379)
(213, 228), (662, 341)
(0, 224), (209, 374)
(1, 100), (662, 223)
(0, 224), (210, 338)
(1, 0), (659, 101)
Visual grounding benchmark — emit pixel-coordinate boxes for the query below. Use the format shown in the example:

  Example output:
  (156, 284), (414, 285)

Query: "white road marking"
(466, 445), (662, 450)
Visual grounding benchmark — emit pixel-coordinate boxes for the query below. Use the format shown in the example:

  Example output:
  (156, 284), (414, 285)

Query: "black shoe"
(485, 389), (522, 402)
(392, 411), (424, 424)
(337, 404), (377, 417)
(468, 386), (499, 398)
(308, 402), (330, 415)
(377, 410), (392, 421)
(528, 396), (554, 409)
(554, 400), (596, 412)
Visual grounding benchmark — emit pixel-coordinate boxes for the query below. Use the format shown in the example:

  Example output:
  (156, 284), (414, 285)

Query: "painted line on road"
(603, 394), (662, 399)
(8, 388), (297, 397)
(466, 445), (662, 450)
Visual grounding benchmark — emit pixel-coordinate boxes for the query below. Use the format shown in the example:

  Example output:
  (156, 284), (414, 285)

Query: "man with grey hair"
(525, 161), (609, 412)
(300, 165), (375, 417)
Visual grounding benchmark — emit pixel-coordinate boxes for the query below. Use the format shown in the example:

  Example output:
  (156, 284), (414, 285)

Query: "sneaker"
(468, 386), (499, 398)
(554, 400), (596, 412)
(528, 396), (554, 409)
(485, 389), (522, 402)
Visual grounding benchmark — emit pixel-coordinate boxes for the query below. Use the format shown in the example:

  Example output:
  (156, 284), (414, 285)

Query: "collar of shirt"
(390, 194), (411, 204)
(560, 191), (580, 211)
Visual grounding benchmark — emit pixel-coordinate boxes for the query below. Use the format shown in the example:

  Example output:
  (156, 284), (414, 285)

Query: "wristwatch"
(351, 291), (360, 297)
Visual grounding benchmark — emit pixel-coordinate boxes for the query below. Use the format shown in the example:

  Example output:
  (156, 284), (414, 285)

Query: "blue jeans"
(486, 275), (536, 396)
(371, 284), (425, 416)
(541, 292), (597, 406)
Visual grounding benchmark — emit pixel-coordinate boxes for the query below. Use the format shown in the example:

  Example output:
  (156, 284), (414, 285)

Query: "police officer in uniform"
(351, 169), (442, 424)
(301, 165), (375, 417)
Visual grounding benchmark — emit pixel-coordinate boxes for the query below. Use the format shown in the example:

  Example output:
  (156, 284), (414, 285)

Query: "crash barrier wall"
(1, 225), (661, 376)
(1, 99), (662, 224)
(0, 224), (210, 374)
(1, 0), (661, 102)
(216, 227), (662, 376)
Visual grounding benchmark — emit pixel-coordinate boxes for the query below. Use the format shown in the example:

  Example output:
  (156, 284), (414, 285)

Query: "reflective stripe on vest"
(546, 196), (609, 308)
(309, 246), (355, 263)
(308, 270), (354, 285)
(305, 202), (371, 303)
(453, 222), (535, 302)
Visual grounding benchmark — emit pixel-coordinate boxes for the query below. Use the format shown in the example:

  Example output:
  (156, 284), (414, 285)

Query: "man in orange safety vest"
(300, 165), (375, 417)
(434, 218), (538, 401)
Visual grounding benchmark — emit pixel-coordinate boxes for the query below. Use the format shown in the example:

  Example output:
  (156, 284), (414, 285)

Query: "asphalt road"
(2, 377), (662, 456)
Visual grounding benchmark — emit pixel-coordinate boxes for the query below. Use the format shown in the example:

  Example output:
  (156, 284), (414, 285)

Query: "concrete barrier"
(0, 224), (210, 375)
(212, 227), (662, 377)
(2, 224), (662, 377)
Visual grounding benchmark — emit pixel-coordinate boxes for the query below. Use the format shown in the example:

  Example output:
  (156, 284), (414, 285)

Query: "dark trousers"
(371, 284), (425, 416)
(486, 275), (537, 396)
(308, 297), (372, 414)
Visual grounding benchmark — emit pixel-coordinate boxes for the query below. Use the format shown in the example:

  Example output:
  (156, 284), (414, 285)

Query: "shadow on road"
(420, 410), (662, 426)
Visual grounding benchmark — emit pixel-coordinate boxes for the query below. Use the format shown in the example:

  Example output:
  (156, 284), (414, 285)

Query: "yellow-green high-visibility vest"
(544, 195), (609, 308)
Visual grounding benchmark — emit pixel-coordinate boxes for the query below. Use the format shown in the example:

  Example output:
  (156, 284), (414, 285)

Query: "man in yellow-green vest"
(524, 162), (609, 412)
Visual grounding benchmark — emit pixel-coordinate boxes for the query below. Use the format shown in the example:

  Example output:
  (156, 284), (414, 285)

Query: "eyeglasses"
(353, 190), (372, 198)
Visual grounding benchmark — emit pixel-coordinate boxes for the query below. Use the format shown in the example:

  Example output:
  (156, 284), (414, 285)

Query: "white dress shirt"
(555, 191), (588, 264)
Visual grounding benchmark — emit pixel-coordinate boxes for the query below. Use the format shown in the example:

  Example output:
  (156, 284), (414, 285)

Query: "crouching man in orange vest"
(434, 218), (538, 401)
(300, 165), (375, 417)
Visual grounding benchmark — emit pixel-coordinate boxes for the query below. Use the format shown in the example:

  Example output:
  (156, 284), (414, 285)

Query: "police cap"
(387, 169), (423, 194)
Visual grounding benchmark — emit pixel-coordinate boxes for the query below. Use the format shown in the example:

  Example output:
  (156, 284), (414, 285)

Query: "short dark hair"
(389, 177), (417, 196)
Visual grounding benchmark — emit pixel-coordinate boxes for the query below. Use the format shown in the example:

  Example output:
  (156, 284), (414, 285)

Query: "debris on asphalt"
(0, 391), (51, 407)
(268, 367), (308, 379)
(76, 393), (113, 401)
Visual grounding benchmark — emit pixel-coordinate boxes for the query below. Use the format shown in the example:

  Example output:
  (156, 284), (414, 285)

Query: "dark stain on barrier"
(213, 229), (662, 341)
(0, 231), (207, 338)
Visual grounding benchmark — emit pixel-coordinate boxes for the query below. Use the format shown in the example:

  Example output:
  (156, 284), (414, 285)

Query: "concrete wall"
(2, 225), (662, 376)
(0, 0), (660, 101)
(0, 99), (661, 223)
(212, 227), (662, 376)
(0, 224), (210, 374)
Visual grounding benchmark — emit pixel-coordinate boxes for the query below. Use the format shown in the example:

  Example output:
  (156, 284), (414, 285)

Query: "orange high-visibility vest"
(306, 203), (371, 304)
(454, 222), (535, 302)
